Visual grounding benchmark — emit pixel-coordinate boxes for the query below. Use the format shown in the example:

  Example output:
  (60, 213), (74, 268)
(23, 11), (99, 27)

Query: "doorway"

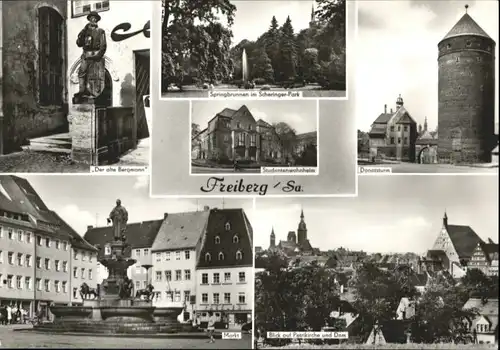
(134, 50), (150, 140)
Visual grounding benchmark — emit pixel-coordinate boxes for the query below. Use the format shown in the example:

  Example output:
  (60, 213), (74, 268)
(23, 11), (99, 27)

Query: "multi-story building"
(196, 208), (253, 328)
(151, 209), (211, 323)
(368, 95), (418, 162)
(468, 239), (499, 277)
(84, 219), (163, 294)
(192, 105), (284, 164)
(0, 175), (98, 321)
(268, 210), (314, 257)
(438, 8), (496, 164)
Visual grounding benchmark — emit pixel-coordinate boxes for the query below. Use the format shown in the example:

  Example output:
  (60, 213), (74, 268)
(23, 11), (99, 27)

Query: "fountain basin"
(153, 307), (184, 323)
(50, 306), (92, 319)
(100, 306), (155, 322)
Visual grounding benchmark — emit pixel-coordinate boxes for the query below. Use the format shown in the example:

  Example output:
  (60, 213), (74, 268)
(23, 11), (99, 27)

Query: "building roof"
(197, 208), (253, 269)
(84, 219), (163, 257)
(296, 131), (317, 140)
(441, 13), (492, 42)
(463, 298), (498, 332)
(368, 123), (387, 137)
(151, 210), (210, 252)
(478, 242), (499, 262)
(50, 211), (98, 252)
(427, 249), (448, 260)
(373, 113), (393, 124)
(257, 119), (272, 127)
(446, 224), (484, 259)
(217, 108), (237, 118)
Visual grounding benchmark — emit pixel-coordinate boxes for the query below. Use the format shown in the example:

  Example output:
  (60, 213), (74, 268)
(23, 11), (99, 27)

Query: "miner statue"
(73, 11), (107, 103)
(108, 199), (128, 241)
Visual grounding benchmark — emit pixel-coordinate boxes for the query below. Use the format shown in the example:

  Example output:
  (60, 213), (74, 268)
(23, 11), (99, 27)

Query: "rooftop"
(441, 12), (493, 42)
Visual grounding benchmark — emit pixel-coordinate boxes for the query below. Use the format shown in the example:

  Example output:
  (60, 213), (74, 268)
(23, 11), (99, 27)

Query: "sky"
(22, 175), (254, 237)
(254, 175), (498, 254)
(191, 100), (318, 134)
(226, 0), (315, 45)
(357, 0), (499, 132)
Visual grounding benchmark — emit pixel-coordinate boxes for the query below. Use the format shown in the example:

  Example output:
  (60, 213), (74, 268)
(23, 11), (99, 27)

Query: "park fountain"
(242, 48), (248, 83)
(33, 200), (185, 335)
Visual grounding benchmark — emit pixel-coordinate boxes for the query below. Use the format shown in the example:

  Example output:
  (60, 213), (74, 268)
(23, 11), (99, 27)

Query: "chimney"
(87, 225), (93, 230)
(384, 104), (387, 114)
(203, 205), (210, 211)
(164, 213), (168, 219)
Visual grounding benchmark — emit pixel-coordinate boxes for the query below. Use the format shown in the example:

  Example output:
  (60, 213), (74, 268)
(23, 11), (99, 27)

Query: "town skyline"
(356, 0), (499, 132)
(254, 176), (498, 254)
(191, 100), (318, 134)
(20, 175), (255, 237)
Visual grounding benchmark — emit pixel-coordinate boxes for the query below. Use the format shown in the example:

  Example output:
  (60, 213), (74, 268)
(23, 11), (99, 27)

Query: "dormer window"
(215, 236), (220, 244)
(225, 222), (231, 231)
(218, 252), (225, 261)
(236, 251), (243, 260)
(205, 253), (211, 262)
(233, 235), (239, 244)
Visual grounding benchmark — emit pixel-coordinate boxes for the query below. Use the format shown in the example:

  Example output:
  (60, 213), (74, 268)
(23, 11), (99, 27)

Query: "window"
(175, 270), (182, 281)
(44, 279), (50, 292)
(390, 126), (394, 132)
(224, 272), (231, 283)
(36, 257), (42, 268)
(218, 252), (224, 261)
(455, 57), (460, 63)
(205, 253), (211, 262)
(225, 222), (231, 231)
(156, 253), (161, 262)
(166, 291), (173, 302)
(213, 273), (220, 284)
(224, 293), (231, 304)
(202, 273), (208, 284)
(88, 269), (93, 280)
(143, 280), (147, 288)
(45, 238), (51, 248)
(7, 252), (14, 265)
(6, 275), (13, 288)
(184, 251), (190, 260)
(202, 293), (208, 303)
(236, 122), (241, 129)
(74, 250), (79, 260)
(184, 291), (190, 303)
(174, 291), (181, 302)
(0, 251), (2, 264)
(62, 281), (67, 293)
(55, 280), (60, 293)
(8, 228), (13, 240)
(54, 259), (60, 271)
(213, 293), (220, 304)
(45, 258), (50, 270)
(135, 281), (140, 290)
(165, 270), (172, 281)
(73, 288), (78, 299)
(236, 251), (243, 260)
(250, 134), (256, 147)
(26, 232), (32, 243)
(81, 268), (85, 279)
(165, 252), (170, 261)
(184, 269), (191, 280)
(16, 276), (22, 289)
(26, 255), (32, 267)
(155, 271), (162, 281)
(215, 236), (220, 244)
(398, 137), (401, 144)
(73, 267), (78, 278)
(390, 137), (395, 144)
(72, 1), (110, 18)
(82, 252), (87, 261)
(25, 277), (32, 290)
(238, 292), (246, 304)
(63, 241), (68, 251)
(175, 251), (181, 260)
(233, 235), (239, 243)
(89, 254), (93, 263)
(55, 240), (60, 249)
(17, 253), (23, 266)
(63, 261), (68, 272)
(404, 137), (408, 145)
(477, 57), (482, 62)
(143, 248), (149, 256)
(37, 236), (43, 246)
(135, 249), (141, 257)
(403, 126), (408, 132)
(239, 272), (246, 283)
(36, 278), (42, 291)
(18, 230), (24, 242)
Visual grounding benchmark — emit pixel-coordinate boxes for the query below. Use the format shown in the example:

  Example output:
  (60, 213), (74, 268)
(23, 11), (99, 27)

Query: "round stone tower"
(438, 5), (496, 163)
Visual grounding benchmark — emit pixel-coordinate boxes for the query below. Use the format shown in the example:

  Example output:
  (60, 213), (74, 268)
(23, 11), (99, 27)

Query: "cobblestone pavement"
(1, 326), (251, 349)
(0, 151), (89, 173)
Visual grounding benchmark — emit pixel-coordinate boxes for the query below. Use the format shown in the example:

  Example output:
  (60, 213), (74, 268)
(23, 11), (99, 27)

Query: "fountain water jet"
(242, 48), (248, 83)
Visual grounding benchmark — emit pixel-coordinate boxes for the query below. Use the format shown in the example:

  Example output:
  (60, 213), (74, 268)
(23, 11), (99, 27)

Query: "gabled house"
(463, 298), (498, 345)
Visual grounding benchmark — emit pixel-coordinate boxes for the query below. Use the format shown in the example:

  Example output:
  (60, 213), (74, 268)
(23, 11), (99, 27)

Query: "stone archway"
(418, 146), (430, 164)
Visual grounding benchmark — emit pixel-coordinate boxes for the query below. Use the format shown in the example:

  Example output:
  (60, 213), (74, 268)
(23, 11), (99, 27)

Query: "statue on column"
(107, 199), (128, 241)
(73, 11), (107, 104)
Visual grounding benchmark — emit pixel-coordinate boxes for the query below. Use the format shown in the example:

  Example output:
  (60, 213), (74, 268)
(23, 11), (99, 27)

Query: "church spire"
(443, 210), (448, 227)
(270, 226), (276, 248)
(424, 117), (428, 132)
(310, 2), (316, 25)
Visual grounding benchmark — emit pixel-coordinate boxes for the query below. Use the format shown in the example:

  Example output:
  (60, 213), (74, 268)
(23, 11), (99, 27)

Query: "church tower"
(309, 3), (316, 27)
(297, 209), (307, 245)
(270, 227), (276, 248)
(438, 5), (496, 163)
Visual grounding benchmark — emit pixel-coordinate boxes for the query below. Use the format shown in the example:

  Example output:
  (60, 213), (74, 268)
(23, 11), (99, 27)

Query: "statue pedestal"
(68, 100), (97, 166)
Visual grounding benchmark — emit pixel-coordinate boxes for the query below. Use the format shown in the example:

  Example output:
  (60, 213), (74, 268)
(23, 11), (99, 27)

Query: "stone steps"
(35, 321), (185, 335)
(22, 133), (72, 155)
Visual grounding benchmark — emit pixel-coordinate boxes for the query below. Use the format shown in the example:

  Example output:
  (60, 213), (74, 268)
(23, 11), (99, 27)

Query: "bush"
(253, 78), (267, 85)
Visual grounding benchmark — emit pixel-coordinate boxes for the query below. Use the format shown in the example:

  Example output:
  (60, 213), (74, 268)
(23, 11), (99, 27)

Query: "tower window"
(466, 41), (471, 47)
(447, 44), (451, 49)
(455, 57), (460, 63)
(477, 57), (482, 62)
(233, 235), (239, 244)
(205, 253), (211, 262)
(218, 252), (224, 261)
(225, 222), (231, 231)
(215, 236), (220, 244)
(236, 251), (243, 260)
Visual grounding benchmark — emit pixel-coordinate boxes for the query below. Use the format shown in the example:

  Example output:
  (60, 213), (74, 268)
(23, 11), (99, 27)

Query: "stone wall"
(438, 35), (496, 163)
(1, 0), (68, 154)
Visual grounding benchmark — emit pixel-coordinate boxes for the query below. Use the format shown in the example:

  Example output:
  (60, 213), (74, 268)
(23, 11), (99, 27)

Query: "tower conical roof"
(442, 13), (492, 42)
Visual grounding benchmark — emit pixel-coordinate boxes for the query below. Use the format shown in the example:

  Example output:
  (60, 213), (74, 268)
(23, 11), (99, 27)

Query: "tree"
(295, 143), (317, 167)
(273, 122), (297, 161)
(251, 47), (274, 82)
(461, 268), (499, 301)
(191, 123), (200, 138)
(278, 16), (298, 82)
(161, 0), (236, 91)
(301, 48), (321, 83)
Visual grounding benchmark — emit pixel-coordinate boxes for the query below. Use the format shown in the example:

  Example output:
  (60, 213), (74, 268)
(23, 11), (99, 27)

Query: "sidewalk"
(113, 138), (150, 167)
